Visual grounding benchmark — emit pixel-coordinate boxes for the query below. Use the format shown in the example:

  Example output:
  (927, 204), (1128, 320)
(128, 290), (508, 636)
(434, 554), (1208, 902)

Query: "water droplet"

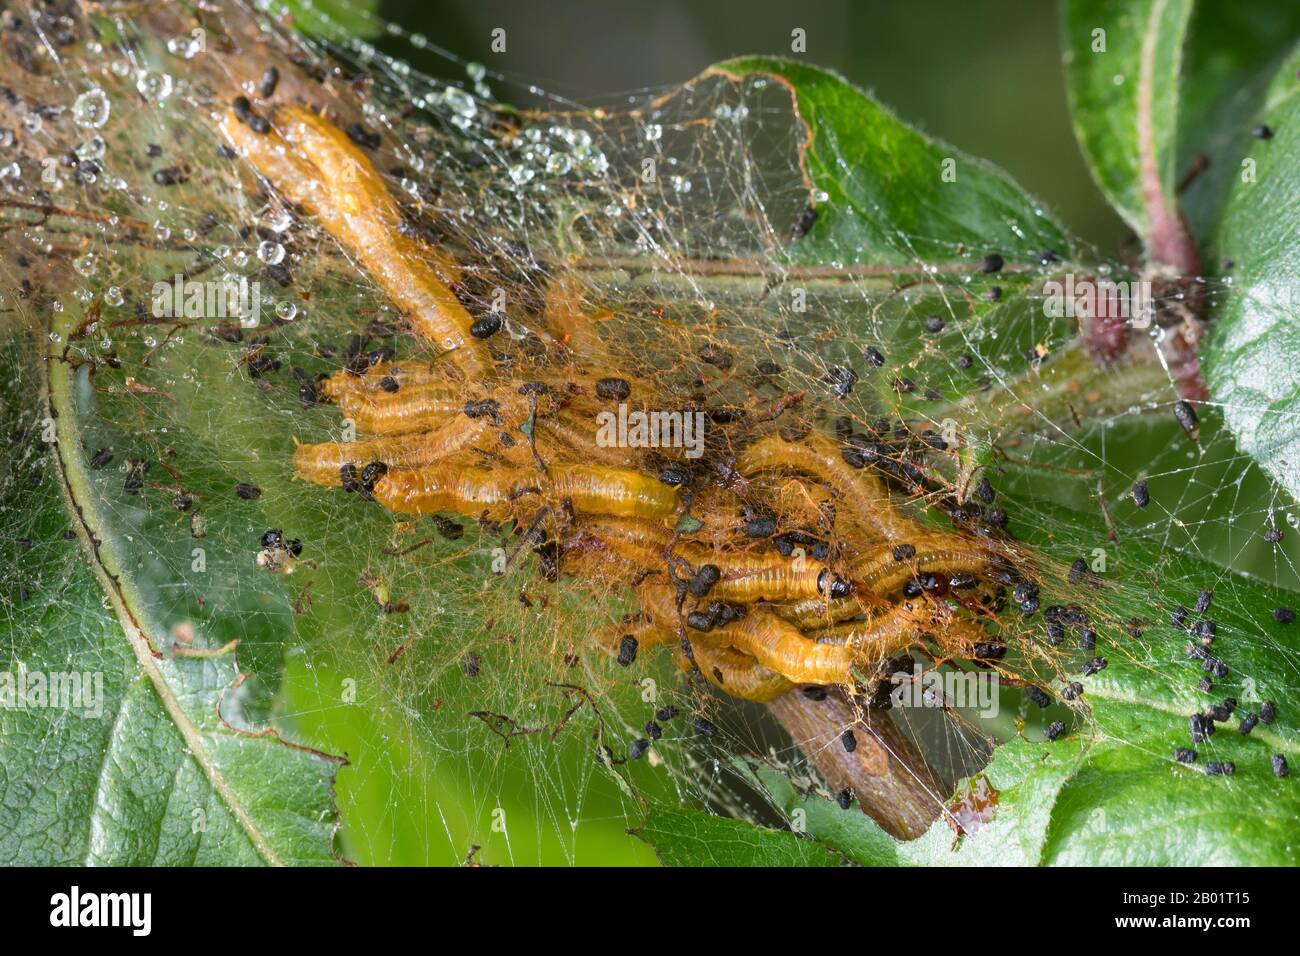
(575, 146), (608, 175)
(266, 208), (293, 233)
(73, 88), (111, 129)
(443, 86), (477, 119)
(167, 34), (203, 59)
(105, 286), (124, 306)
(466, 61), (486, 82)
(74, 254), (97, 277)
(509, 164), (535, 186)
(75, 137), (106, 161)
(257, 240), (285, 264)
(644, 123), (662, 142)
(136, 70), (174, 103)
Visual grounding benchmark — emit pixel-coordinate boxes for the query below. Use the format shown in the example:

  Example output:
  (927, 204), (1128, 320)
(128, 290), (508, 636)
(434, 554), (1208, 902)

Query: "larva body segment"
(805, 603), (935, 661)
(549, 465), (682, 519)
(318, 360), (446, 401)
(217, 110), (327, 212)
(704, 561), (831, 603)
(773, 594), (884, 630)
(335, 382), (470, 435)
(375, 465), (536, 519)
(569, 518), (845, 602)
(534, 417), (647, 469)
(720, 608), (855, 687)
(375, 463), (681, 520)
(853, 542), (999, 596)
(739, 431), (925, 542)
(293, 416), (493, 486)
(633, 583), (850, 687)
(562, 517), (674, 568)
(690, 641), (793, 702)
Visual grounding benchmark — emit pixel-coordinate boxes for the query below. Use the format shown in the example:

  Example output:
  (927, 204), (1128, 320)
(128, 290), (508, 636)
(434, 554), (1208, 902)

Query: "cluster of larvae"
(221, 102), (1007, 702)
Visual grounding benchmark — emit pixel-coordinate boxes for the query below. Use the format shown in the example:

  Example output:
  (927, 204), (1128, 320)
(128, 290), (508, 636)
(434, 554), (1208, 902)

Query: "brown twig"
(766, 689), (946, 840)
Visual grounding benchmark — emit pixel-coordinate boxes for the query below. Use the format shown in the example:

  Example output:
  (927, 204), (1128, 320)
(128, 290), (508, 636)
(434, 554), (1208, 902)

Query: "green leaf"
(1177, 3), (1300, 239)
(744, 764), (901, 866)
(901, 735), (1091, 866)
(920, 488), (1300, 865)
(711, 57), (1070, 266)
(1203, 42), (1300, 501)
(281, 0), (382, 41)
(782, 496), (1300, 865)
(631, 807), (843, 867)
(1061, 0), (1193, 249)
(0, 327), (342, 865)
(17, 294), (662, 866)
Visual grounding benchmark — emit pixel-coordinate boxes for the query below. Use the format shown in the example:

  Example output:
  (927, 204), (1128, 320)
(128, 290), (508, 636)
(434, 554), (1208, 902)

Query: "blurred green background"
(378, 0), (1129, 250)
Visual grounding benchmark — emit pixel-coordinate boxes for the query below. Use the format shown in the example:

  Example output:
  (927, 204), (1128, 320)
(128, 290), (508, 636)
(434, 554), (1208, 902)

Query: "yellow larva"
(220, 105), (485, 375)
(293, 416), (493, 486)
(738, 431), (927, 542)
(570, 516), (846, 602)
(688, 641), (793, 703)
(334, 382), (469, 436)
(636, 583), (850, 688)
(852, 541), (997, 596)
(549, 465), (682, 519)
(318, 360), (447, 401)
(719, 608), (854, 687)
(375, 463), (681, 521)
